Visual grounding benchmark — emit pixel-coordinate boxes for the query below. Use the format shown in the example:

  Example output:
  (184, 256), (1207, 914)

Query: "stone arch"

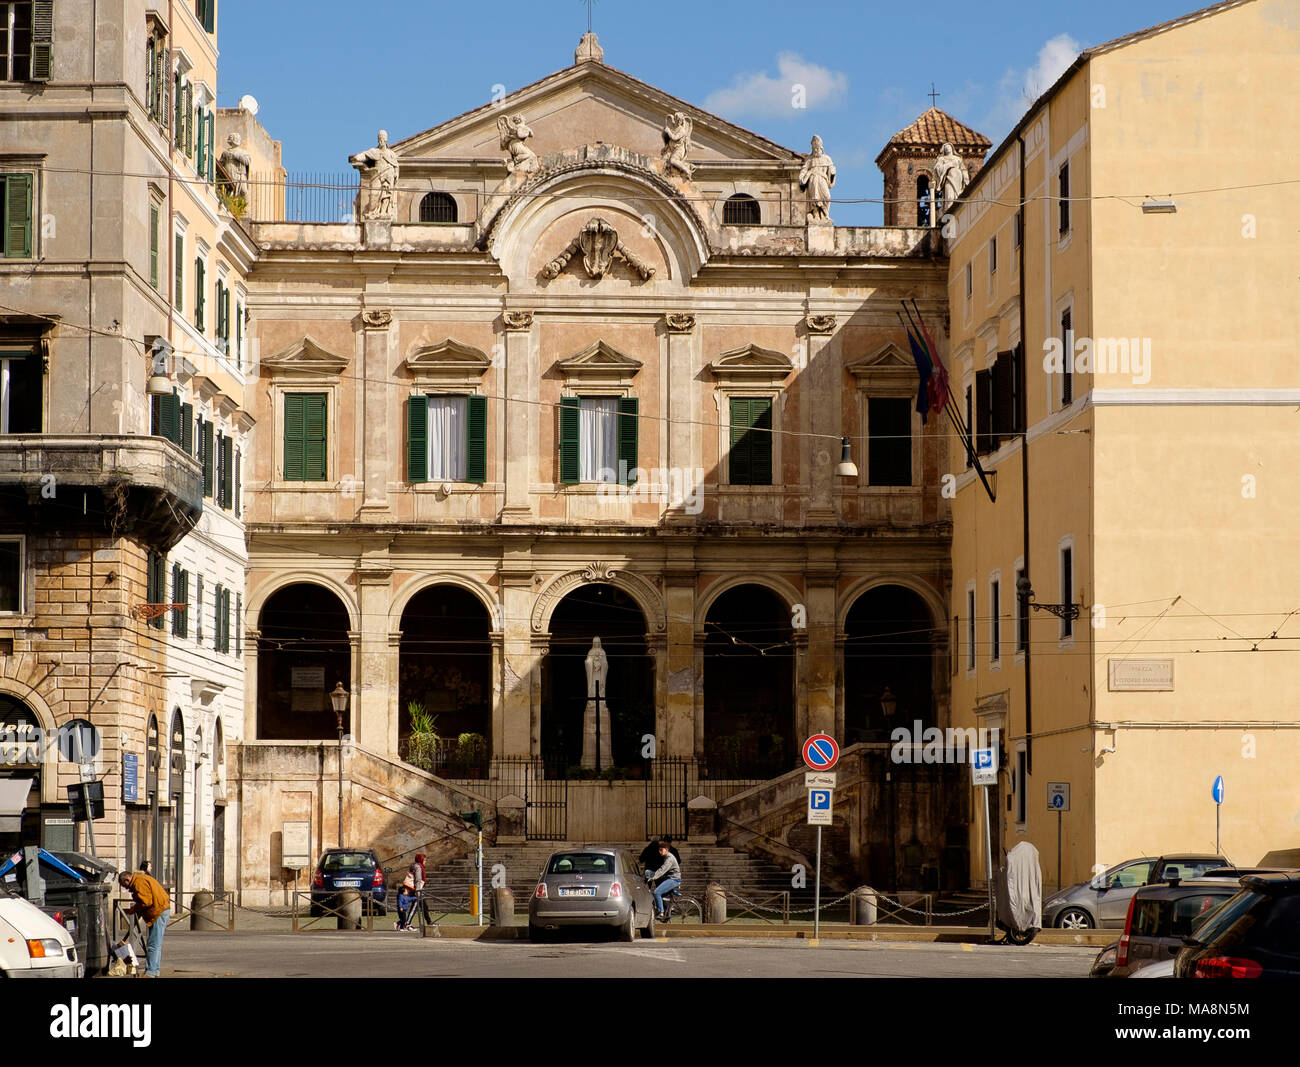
(247, 571), (359, 633)
(483, 160), (714, 284)
(532, 564), (665, 635)
(838, 574), (946, 633)
(0, 680), (58, 804)
(390, 573), (499, 631)
(695, 573), (802, 634)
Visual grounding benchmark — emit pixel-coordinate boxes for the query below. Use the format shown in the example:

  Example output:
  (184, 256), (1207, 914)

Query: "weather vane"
(582, 0), (598, 34)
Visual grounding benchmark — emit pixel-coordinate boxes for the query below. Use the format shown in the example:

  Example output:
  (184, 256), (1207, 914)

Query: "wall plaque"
(1108, 658), (1174, 691)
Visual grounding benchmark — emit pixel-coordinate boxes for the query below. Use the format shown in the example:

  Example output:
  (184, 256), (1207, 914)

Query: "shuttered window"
(145, 552), (167, 630)
(558, 397), (580, 485)
(728, 396), (773, 486)
(200, 417), (213, 497)
(194, 257), (205, 331)
(179, 402), (193, 454)
(173, 234), (184, 311)
(558, 397), (638, 486)
(183, 83), (193, 156)
(407, 394), (488, 485)
(617, 398), (638, 485)
(5, 2), (52, 82)
(219, 433), (233, 509)
(149, 203), (160, 288)
(284, 393), (327, 482)
(3, 173), (33, 259)
(172, 566), (189, 638)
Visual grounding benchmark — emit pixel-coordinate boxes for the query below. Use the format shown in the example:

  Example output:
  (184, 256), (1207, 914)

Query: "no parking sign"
(802, 734), (839, 770)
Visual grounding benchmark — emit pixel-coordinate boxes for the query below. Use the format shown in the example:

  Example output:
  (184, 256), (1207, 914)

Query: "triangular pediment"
(403, 339), (491, 384)
(709, 344), (793, 382)
(847, 343), (916, 378)
(260, 336), (349, 376)
(555, 340), (642, 383)
(393, 55), (799, 167)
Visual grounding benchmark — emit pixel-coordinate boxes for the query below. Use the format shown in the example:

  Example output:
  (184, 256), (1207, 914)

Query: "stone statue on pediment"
(498, 114), (539, 176)
(349, 130), (400, 220)
(582, 636), (612, 769)
(800, 135), (836, 222)
(934, 141), (971, 207)
(661, 112), (694, 180)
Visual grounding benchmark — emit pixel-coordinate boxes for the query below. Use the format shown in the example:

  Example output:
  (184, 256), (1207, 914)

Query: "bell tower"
(876, 107), (992, 226)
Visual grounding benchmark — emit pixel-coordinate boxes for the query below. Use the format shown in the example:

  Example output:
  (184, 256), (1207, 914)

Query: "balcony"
(0, 435), (203, 550)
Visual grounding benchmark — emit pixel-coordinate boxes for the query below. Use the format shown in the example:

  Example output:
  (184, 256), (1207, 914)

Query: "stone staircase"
(420, 840), (825, 918)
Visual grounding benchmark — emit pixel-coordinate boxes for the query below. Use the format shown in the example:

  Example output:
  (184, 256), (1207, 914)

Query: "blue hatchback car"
(309, 849), (388, 916)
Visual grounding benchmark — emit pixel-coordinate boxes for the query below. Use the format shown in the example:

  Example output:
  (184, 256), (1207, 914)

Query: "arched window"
(419, 192), (458, 224)
(916, 174), (933, 227)
(722, 194), (761, 225)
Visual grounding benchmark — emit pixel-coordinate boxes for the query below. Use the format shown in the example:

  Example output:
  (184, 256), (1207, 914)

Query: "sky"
(216, 0), (1206, 226)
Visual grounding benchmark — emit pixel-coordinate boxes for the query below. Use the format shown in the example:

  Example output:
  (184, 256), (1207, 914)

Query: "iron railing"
(247, 171), (359, 223)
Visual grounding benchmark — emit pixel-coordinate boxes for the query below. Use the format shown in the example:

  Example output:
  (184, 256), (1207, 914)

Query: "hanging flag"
(904, 327), (933, 423)
(911, 302), (950, 419)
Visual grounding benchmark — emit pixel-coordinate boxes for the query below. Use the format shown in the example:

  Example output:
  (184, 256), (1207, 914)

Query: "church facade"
(233, 34), (982, 898)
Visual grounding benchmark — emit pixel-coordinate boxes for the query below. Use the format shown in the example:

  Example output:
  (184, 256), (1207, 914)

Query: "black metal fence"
(247, 171), (359, 223)
(646, 756), (691, 840)
(495, 756), (568, 841)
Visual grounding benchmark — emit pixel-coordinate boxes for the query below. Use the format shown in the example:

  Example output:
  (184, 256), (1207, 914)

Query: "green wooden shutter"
(304, 394), (327, 480)
(174, 235), (184, 311)
(407, 395), (428, 483)
(206, 113), (215, 182)
(4, 174), (34, 259)
(201, 418), (214, 496)
(194, 257), (205, 330)
(180, 403), (193, 453)
(31, 1), (54, 81)
(212, 584), (221, 650)
(235, 302), (243, 369)
(184, 84), (193, 156)
(149, 204), (159, 288)
(559, 397), (581, 485)
(220, 434), (233, 508)
(750, 397), (773, 485)
(283, 394), (305, 481)
(617, 397), (638, 485)
(176, 569), (189, 638)
(159, 389), (179, 444)
(174, 76), (184, 147)
(466, 394), (487, 484)
(196, 106), (206, 175)
(728, 397), (752, 486)
(234, 449), (241, 517)
(171, 564), (181, 633)
(201, 0), (216, 34)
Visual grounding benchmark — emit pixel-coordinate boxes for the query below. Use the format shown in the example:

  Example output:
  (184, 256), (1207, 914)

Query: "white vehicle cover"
(1006, 840), (1043, 931)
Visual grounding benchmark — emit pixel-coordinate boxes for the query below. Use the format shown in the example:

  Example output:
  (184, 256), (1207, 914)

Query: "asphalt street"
(159, 929), (1096, 978)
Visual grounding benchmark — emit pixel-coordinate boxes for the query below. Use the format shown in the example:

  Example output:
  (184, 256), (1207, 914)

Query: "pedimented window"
(846, 343), (916, 396)
(403, 339), (491, 390)
(708, 344), (792, 387)
(554, 339), (642, 390)
(259, 336), (349, 379)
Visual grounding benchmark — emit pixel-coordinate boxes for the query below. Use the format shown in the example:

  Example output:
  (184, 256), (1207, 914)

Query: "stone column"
(804, 570), (838, 737)
(359, 309), (393, 520)
(501, 311), (535, 523)
(498, 557), (535, 756)
(489, 635), (505, 762)
(693, 633), (706, 759)
(646, 634), (668, 759)
(663, 315), (696, 518)
(663, 573), (696, 758)
(802, 314), (839, 523)
(793, 631), (810, 744)
(354, 566), (394, 754)
(243, 628), (259, 740)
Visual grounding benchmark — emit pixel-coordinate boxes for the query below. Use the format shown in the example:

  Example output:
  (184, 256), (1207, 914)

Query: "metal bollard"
(337, 889), (363, 930)
(705, 883), (726, 924)
(190, 889), (218, 930)
(491, 887), (515, 927)
(850, 887), (878, 926)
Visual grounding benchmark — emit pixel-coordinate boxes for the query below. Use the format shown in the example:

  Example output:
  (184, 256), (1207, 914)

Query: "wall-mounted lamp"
(835, 437), (859, 478)
(146, 338), (173, 395)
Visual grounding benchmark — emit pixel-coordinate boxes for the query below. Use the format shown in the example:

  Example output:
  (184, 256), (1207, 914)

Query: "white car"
(0, 889), (83, 978)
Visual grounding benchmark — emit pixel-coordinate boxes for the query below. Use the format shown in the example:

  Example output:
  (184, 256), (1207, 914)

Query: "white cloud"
(981, 33), (1082, 140)
(704, 52), (849, 119)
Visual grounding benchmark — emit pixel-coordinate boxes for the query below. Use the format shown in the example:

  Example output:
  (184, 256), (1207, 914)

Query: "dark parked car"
(1089, 877), (1240, 977)
(529, 846), (655, 942)
(1174, 872), (1300, 978)
(1044, 853), (1228, 929)
(309, 849), (388, 916)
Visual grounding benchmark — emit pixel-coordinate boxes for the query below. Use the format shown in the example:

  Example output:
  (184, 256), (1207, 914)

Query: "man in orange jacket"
(118, 870), (171, 977)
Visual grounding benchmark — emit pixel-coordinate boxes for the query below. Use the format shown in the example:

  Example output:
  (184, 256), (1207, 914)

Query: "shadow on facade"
(844, 584), (936, 743)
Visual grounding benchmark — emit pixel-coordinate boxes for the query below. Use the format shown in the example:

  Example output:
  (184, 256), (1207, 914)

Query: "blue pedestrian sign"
(1212, 775), (1225, 805)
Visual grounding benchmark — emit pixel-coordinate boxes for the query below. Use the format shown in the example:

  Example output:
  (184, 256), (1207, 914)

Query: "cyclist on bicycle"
(644, 842), (682, 921)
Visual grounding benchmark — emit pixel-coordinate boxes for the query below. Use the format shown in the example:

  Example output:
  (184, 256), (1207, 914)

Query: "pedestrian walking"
(395, 865), (417, 931)
(117, 870), (170, 978)
(413, 852), (431, 925)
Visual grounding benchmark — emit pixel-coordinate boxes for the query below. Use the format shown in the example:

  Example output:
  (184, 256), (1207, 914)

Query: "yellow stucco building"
(945, 0), (1300, 899)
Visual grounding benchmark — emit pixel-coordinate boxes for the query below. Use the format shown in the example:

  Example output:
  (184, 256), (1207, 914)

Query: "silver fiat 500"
(529, 846), (656, 941)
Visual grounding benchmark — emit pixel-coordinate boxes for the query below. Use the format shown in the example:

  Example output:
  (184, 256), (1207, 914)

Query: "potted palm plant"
(406, 702), (440, 772)
(457, 732), (487, 778)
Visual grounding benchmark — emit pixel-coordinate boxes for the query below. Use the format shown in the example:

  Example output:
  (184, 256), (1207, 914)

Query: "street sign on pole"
(1212, 775), (1224, 805)
(971, 747), (998, 787)
(1213, 775), (1224, 854)
(802, 734), (840, 771)
(804, 772), (837, 790)
(1047, 782), (1070, 812)
(807, 789), (833, 826)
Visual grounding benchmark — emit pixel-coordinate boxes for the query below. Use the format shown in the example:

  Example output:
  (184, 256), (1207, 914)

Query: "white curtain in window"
(428, 396), (467, 481)
(579, 397), (618, 483)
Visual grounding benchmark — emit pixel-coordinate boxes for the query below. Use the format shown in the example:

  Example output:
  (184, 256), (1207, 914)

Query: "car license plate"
(335, 879), (361, 888)
(558, 887), (596, 898)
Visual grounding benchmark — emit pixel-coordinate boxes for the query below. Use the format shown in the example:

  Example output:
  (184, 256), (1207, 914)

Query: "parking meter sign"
(807, 789), (833, 826)
(971, 747), (998, 787)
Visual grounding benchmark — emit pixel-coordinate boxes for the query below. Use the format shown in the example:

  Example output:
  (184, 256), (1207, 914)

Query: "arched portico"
(256, 582), (353, 740)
